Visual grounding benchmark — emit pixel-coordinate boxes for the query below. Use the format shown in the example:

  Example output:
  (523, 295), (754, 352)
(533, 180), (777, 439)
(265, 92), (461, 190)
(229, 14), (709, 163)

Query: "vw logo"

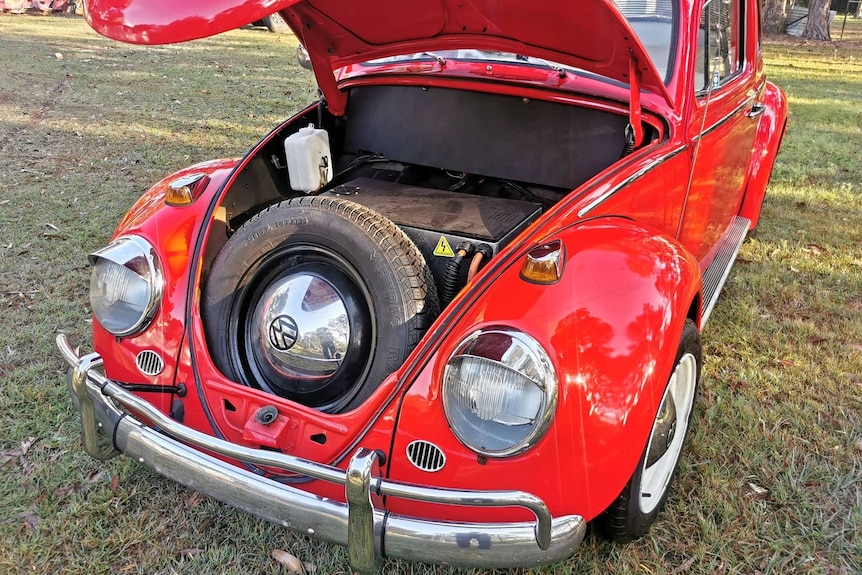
(268, 315), (298, 351)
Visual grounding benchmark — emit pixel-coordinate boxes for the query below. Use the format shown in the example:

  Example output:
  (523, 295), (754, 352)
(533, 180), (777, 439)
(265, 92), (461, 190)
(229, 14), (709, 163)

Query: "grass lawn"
(0, 12), (860, 575)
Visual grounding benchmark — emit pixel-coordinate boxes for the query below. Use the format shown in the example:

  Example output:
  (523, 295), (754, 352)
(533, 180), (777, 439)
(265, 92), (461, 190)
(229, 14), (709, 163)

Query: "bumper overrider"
(57, 335), (585, 572)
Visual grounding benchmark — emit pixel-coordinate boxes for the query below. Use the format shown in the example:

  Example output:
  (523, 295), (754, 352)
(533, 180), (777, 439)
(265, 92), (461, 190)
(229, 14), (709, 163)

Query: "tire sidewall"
(627, 319), (701, 533)
(596, 318), (701, 541)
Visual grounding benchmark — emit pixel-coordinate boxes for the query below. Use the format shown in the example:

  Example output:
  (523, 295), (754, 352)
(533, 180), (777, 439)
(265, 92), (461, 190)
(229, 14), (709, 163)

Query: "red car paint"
(68, 0), (788, 566)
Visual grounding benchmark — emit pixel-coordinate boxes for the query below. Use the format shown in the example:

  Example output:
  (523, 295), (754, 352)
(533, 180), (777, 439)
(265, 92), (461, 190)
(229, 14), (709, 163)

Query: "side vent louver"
(406, 440), (446, 472)
(136, 350), (165, 376)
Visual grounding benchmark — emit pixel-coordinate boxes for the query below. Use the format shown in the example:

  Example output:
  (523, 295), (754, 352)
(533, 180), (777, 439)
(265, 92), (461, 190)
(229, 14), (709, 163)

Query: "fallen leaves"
(744, 480), (770, 499)
(185, 491), (205, 508)
(802, 243), (828, 255)
(180, 548), (204, 559)
(271, 549), (313, 574)
(1, 436), (35, 465)
(43, 222), (62, 238)
(55, 483), (87, 498)
(19, 508), (41, 531)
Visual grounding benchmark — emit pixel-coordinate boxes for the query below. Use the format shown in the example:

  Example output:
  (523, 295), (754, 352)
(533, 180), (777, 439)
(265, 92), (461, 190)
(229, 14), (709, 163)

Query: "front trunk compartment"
(200, 82), (660, 412)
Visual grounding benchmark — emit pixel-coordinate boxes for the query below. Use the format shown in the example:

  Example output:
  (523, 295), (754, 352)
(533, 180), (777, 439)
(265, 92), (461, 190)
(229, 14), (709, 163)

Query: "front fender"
(91, 159), (237, 389)
(739, 81), (788, 230)
(387, 217), (702, 522)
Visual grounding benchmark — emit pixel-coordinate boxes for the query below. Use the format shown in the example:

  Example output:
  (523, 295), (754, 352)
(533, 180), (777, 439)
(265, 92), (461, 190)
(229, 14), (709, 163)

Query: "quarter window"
(696, 0), (743, 92)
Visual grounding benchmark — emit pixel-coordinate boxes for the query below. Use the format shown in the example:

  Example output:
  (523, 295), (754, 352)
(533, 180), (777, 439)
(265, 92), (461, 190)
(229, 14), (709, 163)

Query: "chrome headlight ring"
(442, 327), (558, 458)
(88, 236), (164, 337)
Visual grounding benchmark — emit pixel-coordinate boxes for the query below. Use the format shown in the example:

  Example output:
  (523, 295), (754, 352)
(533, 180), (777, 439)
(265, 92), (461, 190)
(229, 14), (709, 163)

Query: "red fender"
(91, 159), (236, 392)
(387, 216), (702, 522)
(739, 81), (788, 230)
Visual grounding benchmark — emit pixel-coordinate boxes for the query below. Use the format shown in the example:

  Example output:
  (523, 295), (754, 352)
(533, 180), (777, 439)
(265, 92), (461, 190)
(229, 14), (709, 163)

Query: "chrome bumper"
(57, 335), (585, 572)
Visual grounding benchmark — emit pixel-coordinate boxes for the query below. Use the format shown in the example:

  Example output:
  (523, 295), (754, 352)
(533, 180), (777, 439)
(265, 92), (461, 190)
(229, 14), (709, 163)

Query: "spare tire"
(202, 197), (439, 413)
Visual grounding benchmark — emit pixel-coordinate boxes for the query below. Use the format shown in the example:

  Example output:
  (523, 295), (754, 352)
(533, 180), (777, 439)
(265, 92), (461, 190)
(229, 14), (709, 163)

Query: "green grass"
(1, 12), (861, 575)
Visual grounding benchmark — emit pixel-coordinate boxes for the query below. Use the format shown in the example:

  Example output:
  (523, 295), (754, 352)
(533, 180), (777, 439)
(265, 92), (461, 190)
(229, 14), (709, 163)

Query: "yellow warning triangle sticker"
(433, 236), (455, 257)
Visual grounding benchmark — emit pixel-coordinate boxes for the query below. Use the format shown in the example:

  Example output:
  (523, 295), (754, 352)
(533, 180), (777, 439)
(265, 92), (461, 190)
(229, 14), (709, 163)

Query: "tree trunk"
(803, 0), (831, 40)
(762, 0), (787, 35)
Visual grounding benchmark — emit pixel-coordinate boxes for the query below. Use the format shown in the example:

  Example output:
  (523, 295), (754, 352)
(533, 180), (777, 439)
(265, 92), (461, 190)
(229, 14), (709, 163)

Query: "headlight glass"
(443, 328), (557, 457)
(89, 236), (163, 337)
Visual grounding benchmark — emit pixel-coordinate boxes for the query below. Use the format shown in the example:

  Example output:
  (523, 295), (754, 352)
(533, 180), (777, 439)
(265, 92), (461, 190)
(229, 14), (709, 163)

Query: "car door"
(678, 0), (761, 264)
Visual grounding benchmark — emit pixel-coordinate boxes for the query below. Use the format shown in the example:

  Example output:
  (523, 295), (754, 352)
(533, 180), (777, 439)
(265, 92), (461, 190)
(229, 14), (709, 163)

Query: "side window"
(695, 0), (743, 93)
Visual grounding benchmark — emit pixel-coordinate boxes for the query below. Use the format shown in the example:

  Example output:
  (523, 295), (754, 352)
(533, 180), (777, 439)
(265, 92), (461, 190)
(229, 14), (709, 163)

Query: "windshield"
(612, 0), (677, 82)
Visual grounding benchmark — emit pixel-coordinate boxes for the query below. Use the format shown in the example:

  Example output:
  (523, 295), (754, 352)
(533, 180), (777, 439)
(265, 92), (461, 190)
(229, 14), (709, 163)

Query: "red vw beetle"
(59, 0), (787, 570)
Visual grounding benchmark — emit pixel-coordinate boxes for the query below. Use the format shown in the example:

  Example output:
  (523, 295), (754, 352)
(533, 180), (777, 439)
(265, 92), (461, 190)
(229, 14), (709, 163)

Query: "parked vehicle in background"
(1, 0), (68, 12)
(60, 0), (787, 572)
(249, 12), (292, 33)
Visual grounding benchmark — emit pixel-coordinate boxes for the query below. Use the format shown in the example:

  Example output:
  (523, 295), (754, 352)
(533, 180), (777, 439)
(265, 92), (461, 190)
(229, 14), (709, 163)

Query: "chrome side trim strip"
(578, 145), (686, 217)
(700, 216), (750, 326)
(695, 97), (754, 140)
(57, 335), (585, 571)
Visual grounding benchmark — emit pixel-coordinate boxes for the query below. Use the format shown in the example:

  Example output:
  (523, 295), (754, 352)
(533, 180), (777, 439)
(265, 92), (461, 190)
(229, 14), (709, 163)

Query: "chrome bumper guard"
(57, 335), (585, 572)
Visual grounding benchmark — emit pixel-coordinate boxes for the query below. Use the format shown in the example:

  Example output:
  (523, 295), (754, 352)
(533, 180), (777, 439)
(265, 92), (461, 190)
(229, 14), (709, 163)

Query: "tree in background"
(763, 0), (788, 34)
(804, 0), (832, 39)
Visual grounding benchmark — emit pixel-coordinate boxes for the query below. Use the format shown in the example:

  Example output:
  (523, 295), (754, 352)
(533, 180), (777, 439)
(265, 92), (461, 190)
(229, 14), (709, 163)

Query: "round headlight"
(443, 328), (557, 457)
(89, 236), (163, 337)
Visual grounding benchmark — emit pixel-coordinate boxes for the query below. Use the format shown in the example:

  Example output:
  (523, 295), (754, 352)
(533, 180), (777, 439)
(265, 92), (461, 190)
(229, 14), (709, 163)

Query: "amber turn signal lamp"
(166, 172), (209, 206)
(520, 240), (564, 284)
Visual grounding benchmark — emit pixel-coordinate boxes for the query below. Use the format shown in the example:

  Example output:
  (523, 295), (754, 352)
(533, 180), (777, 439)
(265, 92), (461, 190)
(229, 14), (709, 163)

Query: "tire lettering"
(274, 217), (308, 227)
(385, 346), (401, 371)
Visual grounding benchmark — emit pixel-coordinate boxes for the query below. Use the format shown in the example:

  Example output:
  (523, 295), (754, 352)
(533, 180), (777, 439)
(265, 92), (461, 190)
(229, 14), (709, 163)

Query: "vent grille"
(406, 440), (446, 472)
(136, 350), (165, 376)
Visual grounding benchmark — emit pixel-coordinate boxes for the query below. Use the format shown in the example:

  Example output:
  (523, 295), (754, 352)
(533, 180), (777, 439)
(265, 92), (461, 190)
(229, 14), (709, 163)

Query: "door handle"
(745, 103), (765, 119)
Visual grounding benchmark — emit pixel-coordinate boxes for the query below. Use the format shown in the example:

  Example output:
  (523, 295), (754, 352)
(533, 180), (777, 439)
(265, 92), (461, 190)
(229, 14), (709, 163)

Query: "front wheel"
(596, 318), (701, 542)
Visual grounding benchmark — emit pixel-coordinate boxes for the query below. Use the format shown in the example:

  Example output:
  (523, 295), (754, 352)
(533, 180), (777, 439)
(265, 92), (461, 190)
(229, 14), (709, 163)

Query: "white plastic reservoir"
(284, 124), (333, 193)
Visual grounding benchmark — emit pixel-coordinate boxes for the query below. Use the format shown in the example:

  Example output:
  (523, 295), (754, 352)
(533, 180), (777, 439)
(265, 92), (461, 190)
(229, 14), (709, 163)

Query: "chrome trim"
(168, 172), (207, 191)
(57, 335), (585, 571)
(700, 216), (749, 326)
(406, 440), (446, 472)
(136, 350), (165, 376)
(347, 448), (380, 573)
(88, 235), (164, 337)
(745, 103), (765, 119)
(442, 328), (558, 459)
(578, 145), (686, 217)
(68, 352), (119, 461)
(694, 96), (754, 140)
(254, 273), (350, 379)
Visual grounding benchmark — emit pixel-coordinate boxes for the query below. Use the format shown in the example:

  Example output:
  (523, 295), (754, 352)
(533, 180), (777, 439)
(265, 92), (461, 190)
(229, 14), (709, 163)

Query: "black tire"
(262, 12), (291, 33)
(202, 197), (438, 413)
(595, 318), (701, 542)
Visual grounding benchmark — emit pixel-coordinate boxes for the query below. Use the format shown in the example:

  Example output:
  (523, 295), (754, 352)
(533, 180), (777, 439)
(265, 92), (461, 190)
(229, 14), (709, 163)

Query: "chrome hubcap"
(639, 352), (697, 514)
(253, 273), (350, 381)
(237, 245), (374, 411)
(645, 391), (677, 468)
